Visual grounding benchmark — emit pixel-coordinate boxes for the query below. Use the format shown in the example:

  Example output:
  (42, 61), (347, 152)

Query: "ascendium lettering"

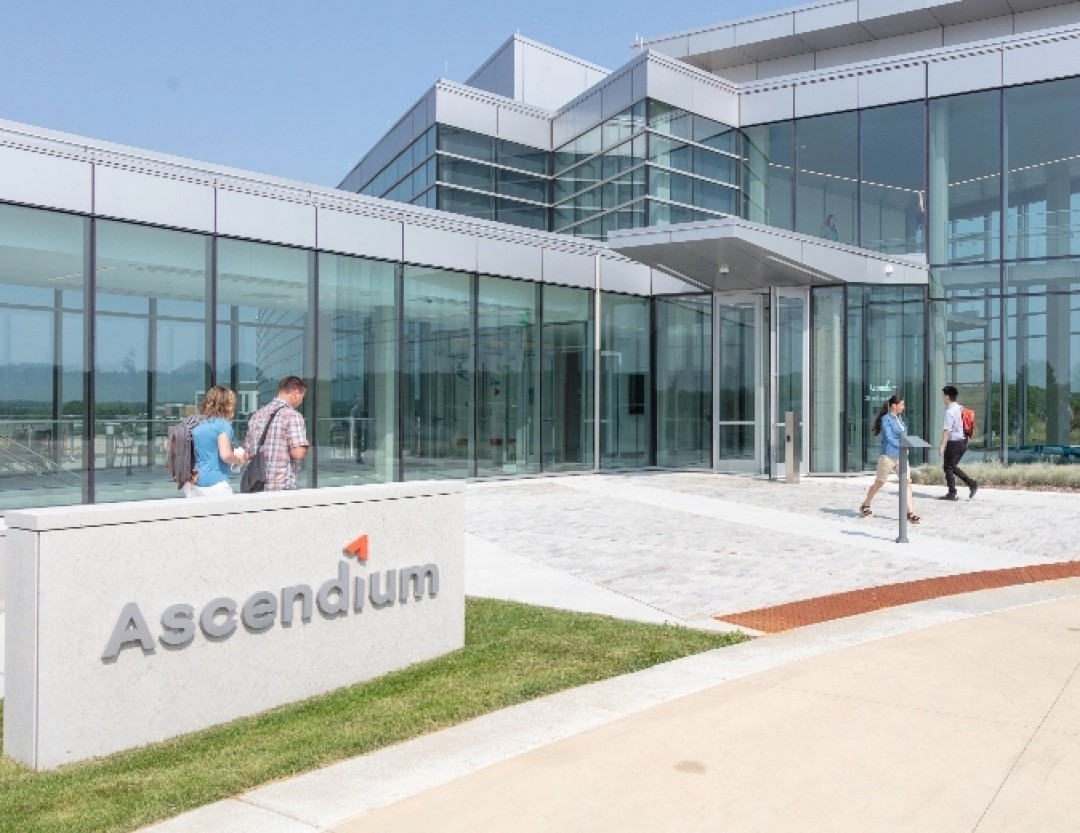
(101, 561), (440, 661)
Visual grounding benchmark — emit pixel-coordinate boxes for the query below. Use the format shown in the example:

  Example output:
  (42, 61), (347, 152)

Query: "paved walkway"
(53, 473), (1080, 831)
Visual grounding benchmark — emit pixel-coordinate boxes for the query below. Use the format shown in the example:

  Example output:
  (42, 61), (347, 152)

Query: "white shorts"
(182, 480), (234, 498)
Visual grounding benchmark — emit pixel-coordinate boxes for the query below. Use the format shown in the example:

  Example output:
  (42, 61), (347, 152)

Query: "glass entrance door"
(715, 293), (764, 473)
(771, 287), (809, 479)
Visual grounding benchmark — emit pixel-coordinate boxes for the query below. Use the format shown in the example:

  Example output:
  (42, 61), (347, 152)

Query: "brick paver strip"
(716, 561), (1080, 633)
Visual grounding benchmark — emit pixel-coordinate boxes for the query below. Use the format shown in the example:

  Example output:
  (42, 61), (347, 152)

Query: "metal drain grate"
(716, 561), (1080, 633)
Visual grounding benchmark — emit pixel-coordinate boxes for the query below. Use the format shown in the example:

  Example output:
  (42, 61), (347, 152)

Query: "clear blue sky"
(1, 1), (794, 187)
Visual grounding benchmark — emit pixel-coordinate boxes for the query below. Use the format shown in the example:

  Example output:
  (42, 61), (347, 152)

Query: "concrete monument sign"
(3, 481), (463, 770)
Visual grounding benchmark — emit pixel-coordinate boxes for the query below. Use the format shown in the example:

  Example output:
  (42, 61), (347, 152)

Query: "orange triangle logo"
(344, 534), (369, 561)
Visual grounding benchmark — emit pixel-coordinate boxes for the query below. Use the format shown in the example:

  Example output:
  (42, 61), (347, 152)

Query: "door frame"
(770, 286), (810, 479)
(713, 291), (766, 474)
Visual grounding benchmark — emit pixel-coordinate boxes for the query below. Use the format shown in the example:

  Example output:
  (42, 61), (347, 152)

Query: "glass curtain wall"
(811, 287), (844, 473)
(216, 240), (312, 482)
(541, 285), (593, 470)
(1005, 260), (1080, 459)
(1005, 77), (1080, 260)
(845, 286), (926, 470)
(929, 265), (1002, 461)
(929, 91), (1002, 265)
(796, 112), (858, 245)
(402, 266), (473, 479)
(655, 295), (711, 468)
(315, 254), (398, 486)
(476, 276), (540, 476)
(600, 293), (651, 468)
(94, 221), (211, 503)
(0, 205), (87, 510)
(860, 102), (926, 255)
(743, 121), (794, 231)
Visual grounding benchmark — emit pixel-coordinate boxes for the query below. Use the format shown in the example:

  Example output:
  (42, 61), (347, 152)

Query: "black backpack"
(166, 415), (203, 489)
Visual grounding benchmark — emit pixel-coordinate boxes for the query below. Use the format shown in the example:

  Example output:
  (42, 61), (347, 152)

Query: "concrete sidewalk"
(138, 473), (1080, 833)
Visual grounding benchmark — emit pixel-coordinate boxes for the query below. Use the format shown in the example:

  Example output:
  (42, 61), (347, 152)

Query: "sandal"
(860, 504), (872, 517)
(907, 512), (921, 525)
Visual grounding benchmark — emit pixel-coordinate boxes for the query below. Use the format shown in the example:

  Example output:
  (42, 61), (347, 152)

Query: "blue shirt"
(191, 417), (236, 488)
(879, 412), (905, 459)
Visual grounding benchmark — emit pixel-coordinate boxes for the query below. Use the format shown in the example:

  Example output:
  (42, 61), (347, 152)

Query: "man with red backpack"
(938, 385), (978, 501)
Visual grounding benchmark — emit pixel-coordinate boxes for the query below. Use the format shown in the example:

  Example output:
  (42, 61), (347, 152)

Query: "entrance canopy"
(607, 217), (928, 293)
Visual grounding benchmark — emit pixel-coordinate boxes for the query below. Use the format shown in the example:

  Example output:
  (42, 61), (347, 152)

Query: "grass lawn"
(0, 598), (744, 833)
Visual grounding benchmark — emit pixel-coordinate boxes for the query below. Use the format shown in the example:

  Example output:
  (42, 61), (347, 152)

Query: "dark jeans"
(943, 439), (975, 495)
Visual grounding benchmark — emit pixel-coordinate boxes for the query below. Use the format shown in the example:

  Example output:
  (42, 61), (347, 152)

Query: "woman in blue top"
(183, 385), (248, 498)
(859, 394), (919, 524)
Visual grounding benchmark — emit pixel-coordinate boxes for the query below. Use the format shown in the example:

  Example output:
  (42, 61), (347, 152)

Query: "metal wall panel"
(410, 97), (434, 143)
(694, 80), (740, 126)
(601, 69), (635, 121)
(521, 43), (597, 112)
(795, 0), (859, 34)
(741, 86), (795, 125)
(1003, 35), (1080, 86)
(928, 51), (1003, 97)
(435, 88), (499, 135)
(858, 63), (927, 108)
(0, 145), (91, 214)
(794, 74), (859, 117)
(815, 29), (942, 70)
(477, 236), (544, 281)
(715, 64), (761, 84)
(402, 222), (477, 273)
(646, 34), (690, 60)
(735, 14), (795, 47)
(1015, 3), (1080, 34)
(317, 208), (403, 262)
(216, 189), (316, 248)
(95, 166), (214, 232)
(599, 255), (651, 295)
(687, 25), (736, 56)
(574, 90), (604, 137)
(497, 107), (551, 150)
(757, 53), (816, 78)
(542, 247), (595, 289)
(943, 15), (1013, 46)
(466, 40), (517, 100)
(651, 269), (700, 295)
(632, 60), (649, 101)
(644, 61), (696, 114)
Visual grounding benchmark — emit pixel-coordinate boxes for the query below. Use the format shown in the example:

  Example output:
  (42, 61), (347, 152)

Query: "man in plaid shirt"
(244, 376), (310, 490)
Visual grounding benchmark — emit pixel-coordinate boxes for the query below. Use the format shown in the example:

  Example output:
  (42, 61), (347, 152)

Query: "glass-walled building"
(5, 0), (1080, 515)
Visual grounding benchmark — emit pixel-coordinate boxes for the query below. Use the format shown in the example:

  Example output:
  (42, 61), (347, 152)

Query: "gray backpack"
(166, 415), (204, 489)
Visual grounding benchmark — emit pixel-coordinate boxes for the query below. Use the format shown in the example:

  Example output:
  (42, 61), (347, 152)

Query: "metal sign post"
(897, 434), (931, 543)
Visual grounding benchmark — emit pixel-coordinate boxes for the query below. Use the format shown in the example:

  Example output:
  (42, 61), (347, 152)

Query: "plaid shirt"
(245, 398), (309, 490)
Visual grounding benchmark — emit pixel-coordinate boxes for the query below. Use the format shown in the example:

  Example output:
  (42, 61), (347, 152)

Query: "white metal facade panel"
(651, 269), (699, 294)
(692, 79), (740, 126)
(466, 41), (516, 99)
(687, 26), (736, 56)
(644, 61), (696, 114)
(521, 46), (592, 111)
(216, 189), (316, 249)
(757, 53), (816, 78)
(858, 63), (927, 108)
(741, 86), (795, 125)
(1003, 35), (1080, 86)
(815, 29), (943, 69)
(585, 67), (609, 90)
(716, 64), (761, 84)
(95, 166), (214, 232)
(794, 74), (859, 117)
(599, 256), (651, 295)
(402, 223), (477, 273)
(477, 236), (544, 281)
(316, 209), (403, 262)
(1015, 3), (1080, 33)
(601, 70), (634, 120)
(795, 0), (859, 34)
(435, 89), (499, 135)
(647, 34), (690, 59)
(928, 51), (1004, 97)
(542, 247), (595, 289)
(496, 107), (550, 150)
(632, 61), (649, 101)
(0, 145), (91, 214)
(735, 14), (795, 47)
(943, 15), (1014, 46)
(410, 97), (434, 142)
(575, 91), (603, 136)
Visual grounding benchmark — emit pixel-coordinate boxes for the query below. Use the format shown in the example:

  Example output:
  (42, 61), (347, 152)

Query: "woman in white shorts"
(859, 394), (919, 524)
